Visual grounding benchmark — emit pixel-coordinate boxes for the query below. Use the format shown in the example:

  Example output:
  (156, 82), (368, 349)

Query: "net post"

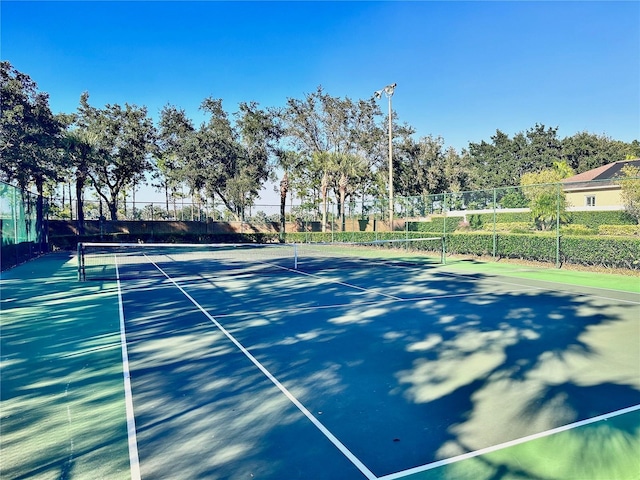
(294, 243), (298, 269)
(77, 242), (84, 281)
(441, 236), (446, 265)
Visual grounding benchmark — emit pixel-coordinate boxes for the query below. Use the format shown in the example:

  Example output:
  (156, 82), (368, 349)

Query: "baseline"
(378, 404), (640, 480)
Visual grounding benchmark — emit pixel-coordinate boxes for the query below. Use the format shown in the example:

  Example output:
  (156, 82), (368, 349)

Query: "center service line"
(148, 257), (378, 480)
(115, 256), (142, 480)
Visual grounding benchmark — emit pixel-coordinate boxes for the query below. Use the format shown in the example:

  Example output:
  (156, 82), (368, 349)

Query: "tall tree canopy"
(3, 63), (639, 225)
(157, 98), (282, 221)
(281, 85), (395, 219)
(0, 61), (64, 233)
(76, 92), (157, 220)
(468, 124), (634, 190)
(618, 164), (640, 224)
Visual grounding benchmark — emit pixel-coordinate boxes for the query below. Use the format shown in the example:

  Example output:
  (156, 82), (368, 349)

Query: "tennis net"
(77, 237), (444, 281)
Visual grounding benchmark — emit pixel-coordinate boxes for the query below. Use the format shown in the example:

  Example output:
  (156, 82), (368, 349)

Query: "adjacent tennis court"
(2, 242), (639, 479)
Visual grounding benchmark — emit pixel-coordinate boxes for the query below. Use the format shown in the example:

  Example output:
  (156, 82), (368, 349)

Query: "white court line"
(269, 261), (404, 300)
(147, 257), (378, 480)
(378, 404), (640, 480)
(213, 288), (532, 320)
(438, 270), (640, 305)
(116, 257), (142, 480)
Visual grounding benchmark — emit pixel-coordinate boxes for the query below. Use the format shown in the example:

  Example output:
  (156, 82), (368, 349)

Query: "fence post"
(442, 193), (448, 265)
(405, 199), (409, 241)
(493, 188), (497, 259)
(556, 182), (561, 268)
(331, 201), (335, 243)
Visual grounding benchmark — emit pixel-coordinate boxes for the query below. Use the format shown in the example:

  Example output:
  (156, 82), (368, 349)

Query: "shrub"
(443, 232), (639, 270)
(407, 217), (459, 233)
(481, 222), (532, 233)
(597, 225), (640, 236)
(568, 211), (636, 228)
(560, 224), (596, 236)
(560, 235), (640, 269)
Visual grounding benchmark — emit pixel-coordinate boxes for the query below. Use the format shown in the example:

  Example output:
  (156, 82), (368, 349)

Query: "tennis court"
(2, 242), (639, 480)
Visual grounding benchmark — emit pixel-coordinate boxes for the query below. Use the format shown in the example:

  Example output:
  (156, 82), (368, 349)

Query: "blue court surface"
(2, 250), (639, 480)
(115, 252), (640, 479)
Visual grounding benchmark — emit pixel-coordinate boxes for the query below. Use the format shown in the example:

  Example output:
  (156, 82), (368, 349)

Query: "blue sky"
(2, 1), (639, 200)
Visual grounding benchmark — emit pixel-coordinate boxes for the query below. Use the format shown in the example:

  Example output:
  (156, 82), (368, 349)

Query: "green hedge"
(284, 231), (433, 244)
(481, 222), (532, 232)
(446, 233), (495, 256)
(408, 217), (460, 233)
(51, 230), (639, 271)
(560, 236), (640, 269)
(568, 210), (636, 228)
(560, 224), (596, 236)
(598, 225), (640, 236)
(445, 232), (639, 269)
(408, 210), (636, 233)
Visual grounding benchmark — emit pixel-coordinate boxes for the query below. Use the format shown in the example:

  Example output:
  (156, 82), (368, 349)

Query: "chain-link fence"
(402, 179), (639, 268)
(1, 181), (48, 270)
(45, 177), (639, 269)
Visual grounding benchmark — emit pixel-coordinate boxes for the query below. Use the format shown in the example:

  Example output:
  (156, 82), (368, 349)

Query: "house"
(561, 159), (640, 211)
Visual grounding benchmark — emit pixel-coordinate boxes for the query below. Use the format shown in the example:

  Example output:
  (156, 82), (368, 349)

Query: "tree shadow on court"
(195, 266), (640, 479)
(1, 253), (132, 479)
(9, 251), (636, 480)
(114, 272), (372, 479)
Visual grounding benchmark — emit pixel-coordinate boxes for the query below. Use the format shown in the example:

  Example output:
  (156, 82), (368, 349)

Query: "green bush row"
(409, 210), (638, 235)
(560, 236), (640, 269)
(51, 230), (639, 271)
(598, 225), (640, 236)
(569, 210), (636, 228)
(407, 217), (460, 233)
(284, 231), (431, 244)
(481, 222), (532, 232)
(471, 212), (531, 224)
(479, 223), (638, 236)
(445, 232), (639, 269)
(560, 224), (595, 235)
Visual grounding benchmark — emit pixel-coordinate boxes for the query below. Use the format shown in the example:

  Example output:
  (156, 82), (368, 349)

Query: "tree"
(156, 104), (197, 212)
(331, 153), (368, 230)
(61, 126), (101, 234)
(467, 124), (563, 189)
(561, 132), (630, 173)
(468, 130), (519, 189)
(396, 135), (448, 196)
(282, 86), (386, 208)
(618, 164), (640, 224)
(77, 93), (156, 220)
(183, 98), (281, 221)
(520, 160), (575, 230)
(0, 61), (65, 239)
(273, 149), (303, 238)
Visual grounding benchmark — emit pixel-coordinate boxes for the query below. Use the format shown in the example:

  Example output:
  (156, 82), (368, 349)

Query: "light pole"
(374, 83), (396, 229)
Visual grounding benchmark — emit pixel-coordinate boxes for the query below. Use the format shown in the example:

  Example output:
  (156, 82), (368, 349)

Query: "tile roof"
(562, 159), (640, 189)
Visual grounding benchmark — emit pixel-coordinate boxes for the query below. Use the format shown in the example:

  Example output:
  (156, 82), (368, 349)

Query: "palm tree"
(62, 129), (99, 235)
(279, 171), (289, 240)
(321, 169), (330, 232)
(331, 153), (368, 231)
